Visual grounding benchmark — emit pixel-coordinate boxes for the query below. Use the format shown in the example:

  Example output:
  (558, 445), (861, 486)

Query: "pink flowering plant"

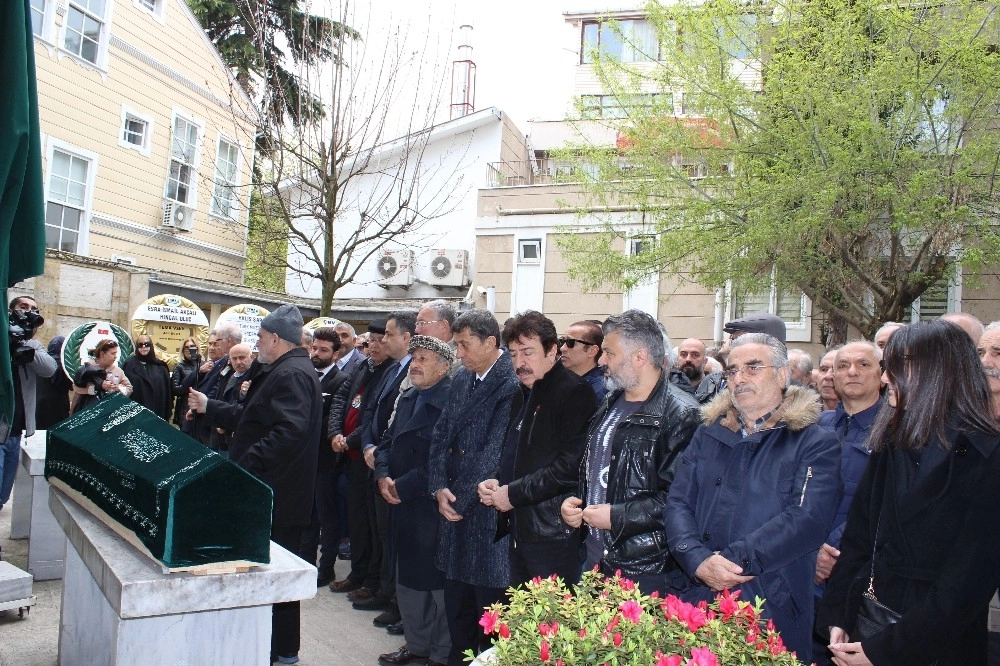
(470, 568), (803, 666)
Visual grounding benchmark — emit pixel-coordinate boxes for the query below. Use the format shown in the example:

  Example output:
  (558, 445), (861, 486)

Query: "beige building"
(29, 0), (256, 286)
(469, 7), (999, 356)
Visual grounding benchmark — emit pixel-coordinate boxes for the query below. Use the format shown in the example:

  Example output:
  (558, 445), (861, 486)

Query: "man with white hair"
(978, 322), (1000, 418)
(182, 321), (242, 445)
(665, 333), (840, 663)
(873, 321), (905, 351)
(942, 311), (985, 342)
(787, 349), (813, 387)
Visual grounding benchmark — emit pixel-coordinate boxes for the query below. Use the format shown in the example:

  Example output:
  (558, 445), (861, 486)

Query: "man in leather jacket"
(561, 310), (700, 595)
(478, 311), (598, 586)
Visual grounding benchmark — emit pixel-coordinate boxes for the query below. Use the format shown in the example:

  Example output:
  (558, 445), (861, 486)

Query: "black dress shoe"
(353, 593), (391, 611)
(373, 605), (401, 627)
(386, 619), (405, 635)
(377, 646), (428, 666)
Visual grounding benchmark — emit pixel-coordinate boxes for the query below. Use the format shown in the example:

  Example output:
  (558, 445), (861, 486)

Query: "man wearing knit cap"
(189, 303), (321, 665)
(374, 335), (455, 666)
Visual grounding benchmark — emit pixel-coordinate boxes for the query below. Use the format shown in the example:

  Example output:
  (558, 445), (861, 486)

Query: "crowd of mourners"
(5, 293), (1000, 666)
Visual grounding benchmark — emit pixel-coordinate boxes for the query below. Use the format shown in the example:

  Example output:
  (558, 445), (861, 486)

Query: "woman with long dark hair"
(122, 334), (172, 420)
(171, 337), (200, 425)
(818, 320), (1000, 665)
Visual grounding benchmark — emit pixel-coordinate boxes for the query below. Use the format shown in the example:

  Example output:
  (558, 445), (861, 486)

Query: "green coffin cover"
(45, 393), (272, 568)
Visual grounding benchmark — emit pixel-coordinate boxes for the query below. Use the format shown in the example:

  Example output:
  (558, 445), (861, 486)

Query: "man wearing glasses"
(664, 332), (840, 664)
(558, 319), (606, 402)
(415, 300), (462, 376)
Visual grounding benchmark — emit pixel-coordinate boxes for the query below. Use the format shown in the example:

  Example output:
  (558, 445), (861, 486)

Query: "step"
(0, 561), (33, 603)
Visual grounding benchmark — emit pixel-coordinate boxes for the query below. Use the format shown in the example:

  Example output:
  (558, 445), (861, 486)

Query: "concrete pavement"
(0, 488), (403, 666)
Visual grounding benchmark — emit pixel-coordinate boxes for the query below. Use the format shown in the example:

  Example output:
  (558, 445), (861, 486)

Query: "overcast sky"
(306, 0), (605, 132)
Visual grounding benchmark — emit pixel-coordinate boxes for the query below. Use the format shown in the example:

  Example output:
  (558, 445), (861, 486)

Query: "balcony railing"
(485, 161), (570, 188)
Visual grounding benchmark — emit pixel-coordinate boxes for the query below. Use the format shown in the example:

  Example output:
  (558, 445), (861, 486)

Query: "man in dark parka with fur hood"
(665, 333), (840, 664)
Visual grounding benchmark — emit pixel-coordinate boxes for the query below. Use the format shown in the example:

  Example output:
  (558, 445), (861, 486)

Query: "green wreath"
(61, 322), (135, 382)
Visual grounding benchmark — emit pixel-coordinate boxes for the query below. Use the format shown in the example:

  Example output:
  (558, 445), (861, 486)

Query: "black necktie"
(472, 377), (482, 391)
(316, 370), (324, 380)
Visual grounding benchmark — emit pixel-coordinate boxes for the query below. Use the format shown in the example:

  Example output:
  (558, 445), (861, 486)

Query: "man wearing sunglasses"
(558, 320), (606, 402)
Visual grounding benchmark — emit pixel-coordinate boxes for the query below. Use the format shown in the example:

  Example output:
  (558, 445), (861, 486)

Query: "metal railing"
(485, 161), (572, 188)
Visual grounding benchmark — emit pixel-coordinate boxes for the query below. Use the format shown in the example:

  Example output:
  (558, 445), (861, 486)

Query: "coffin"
(45, 393), (272, 570)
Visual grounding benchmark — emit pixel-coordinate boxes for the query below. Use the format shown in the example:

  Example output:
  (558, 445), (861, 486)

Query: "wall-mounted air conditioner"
(376, 249), (414, 287)
(425, 249), (470, 288)
(162, 200), (194, 231)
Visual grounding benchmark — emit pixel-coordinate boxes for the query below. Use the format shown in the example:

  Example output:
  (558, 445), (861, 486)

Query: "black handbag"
(854, 512), (902, 639)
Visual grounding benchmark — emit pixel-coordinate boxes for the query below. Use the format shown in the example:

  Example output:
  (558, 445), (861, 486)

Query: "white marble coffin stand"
(50, 486), (316, 666)
(9, 430), (65, 580)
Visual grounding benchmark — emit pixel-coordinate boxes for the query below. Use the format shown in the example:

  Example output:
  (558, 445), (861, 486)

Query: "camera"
(9, 307), (43, 365)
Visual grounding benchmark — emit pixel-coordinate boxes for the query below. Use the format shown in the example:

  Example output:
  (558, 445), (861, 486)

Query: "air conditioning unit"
(376, 249), (414, 288)
(425, 249), (470, 287)
(162, 200), (194, 231)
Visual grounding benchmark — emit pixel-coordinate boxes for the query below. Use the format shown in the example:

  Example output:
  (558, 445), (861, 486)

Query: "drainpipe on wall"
(713, 287), (725, 345)
(483, 286), (496, 314)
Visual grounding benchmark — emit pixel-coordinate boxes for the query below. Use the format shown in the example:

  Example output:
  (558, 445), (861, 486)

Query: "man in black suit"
(210, 342), (259, 455)
(299, 328), (349, 586)
(355, 311), (416, 620)
(182, 321), (242, 446)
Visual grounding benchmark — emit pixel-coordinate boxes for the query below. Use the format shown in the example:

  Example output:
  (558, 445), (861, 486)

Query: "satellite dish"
(378, 255), (398, 278)
(431, 256), (452, 278)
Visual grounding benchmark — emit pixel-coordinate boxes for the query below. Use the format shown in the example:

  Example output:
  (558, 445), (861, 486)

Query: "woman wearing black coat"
(122, 334), (172, 420)
(171, 337), (200, 425)
(818, 320), (1000, 666)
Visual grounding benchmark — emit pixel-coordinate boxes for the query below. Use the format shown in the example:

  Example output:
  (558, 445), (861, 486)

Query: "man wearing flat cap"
(693, 312), (790, 405)
(374, 335), (455, 666)
(189, 303), (322, 665)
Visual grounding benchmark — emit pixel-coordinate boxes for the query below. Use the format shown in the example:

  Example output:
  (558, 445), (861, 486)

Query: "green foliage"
(560, 0), (1000, 337)
(186, 0), (360, 126)
(244, 193), (287, 293)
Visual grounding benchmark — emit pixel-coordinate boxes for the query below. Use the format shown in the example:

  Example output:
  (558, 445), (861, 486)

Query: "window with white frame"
(119, 107), (153, 155)
(911, 268), (959, 321)
(63, 0), (108, 66)
(581, 18), (659, 64)
(45, 148), (93, 253)
(133, 0), (165, 20)
(166, 114), (201, 205)
(30, 0), (48, 37)
(731, 269), (811, 341)
(518, 239), (542, 264)
(211, 137), (240, 218)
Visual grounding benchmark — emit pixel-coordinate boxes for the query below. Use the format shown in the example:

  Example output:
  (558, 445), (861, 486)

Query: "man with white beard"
(978, 322), (1000, 418)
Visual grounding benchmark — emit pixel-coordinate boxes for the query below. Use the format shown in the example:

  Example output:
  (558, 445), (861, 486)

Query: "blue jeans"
(0, 434), (22, 507)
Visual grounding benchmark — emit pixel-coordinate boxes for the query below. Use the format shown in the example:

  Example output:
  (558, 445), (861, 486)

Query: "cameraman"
(0, 296), (57, 511)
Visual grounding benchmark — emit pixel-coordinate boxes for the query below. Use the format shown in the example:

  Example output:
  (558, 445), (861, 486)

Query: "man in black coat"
(189, 304), (321, 665)
(328, 321), (393, 599)
(209, 343), (259, 455)
(181, 321), (242, 445)
(375, 335), (454, 666)
(299, 327), (348, 586)
(479, 310), (598, 586)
